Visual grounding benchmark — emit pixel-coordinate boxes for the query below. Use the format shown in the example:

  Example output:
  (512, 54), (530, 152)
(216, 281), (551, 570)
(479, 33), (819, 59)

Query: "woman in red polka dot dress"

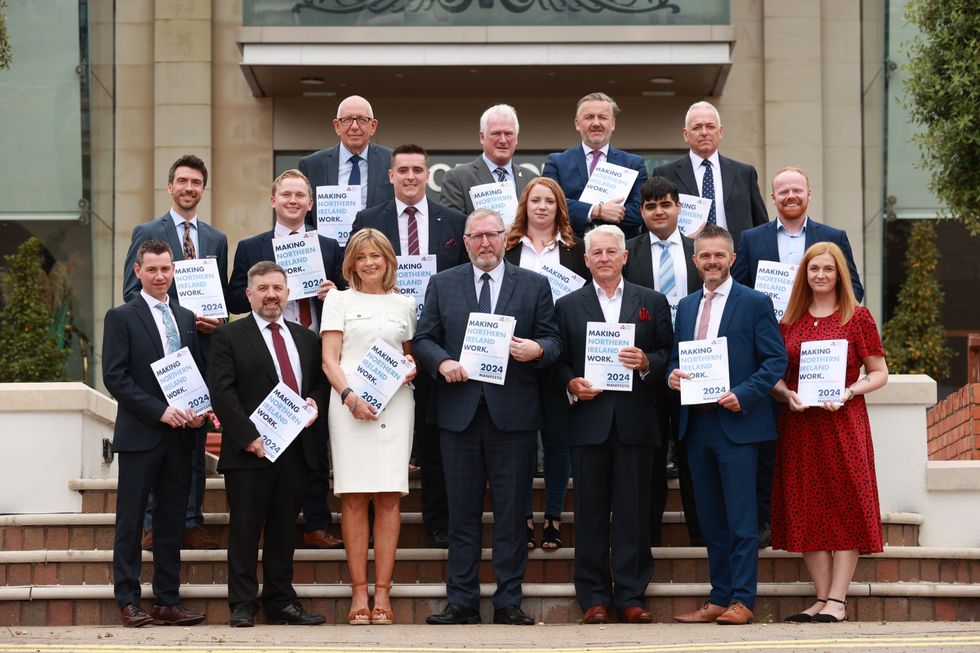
(770, 242), (889, 623)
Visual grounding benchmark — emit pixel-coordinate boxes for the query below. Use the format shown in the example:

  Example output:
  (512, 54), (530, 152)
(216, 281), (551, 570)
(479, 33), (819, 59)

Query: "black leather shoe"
(229, 603), (256, 627)
(266, 603), (326, 625)
(493, 604), (534, 625)
(429, 529), (449, 549)
(426, 603), (481, 625)
(758, 522), (772, 549)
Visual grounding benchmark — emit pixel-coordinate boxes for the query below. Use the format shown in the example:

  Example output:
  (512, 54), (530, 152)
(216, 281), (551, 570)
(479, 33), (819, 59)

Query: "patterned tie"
(478, 272), (492, 313)
(182, 220), (196, 259)
(588, 150), (603, 176)
(405, 206), (420, 256)
(494, 167), (508, 183)
(288, 230), (313, 328)
(155, 304), (181, 355)
(658, 241), (675, 297)
(348, 155), (361, 185)
(695, 290), (715, 340)
(701, 159), (717, 225)
(267, 322), (300, 395)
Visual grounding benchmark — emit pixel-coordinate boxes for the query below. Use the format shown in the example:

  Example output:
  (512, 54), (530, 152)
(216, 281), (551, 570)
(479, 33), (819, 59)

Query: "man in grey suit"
(414, 209), (561, 626)
(121, 154), (228, 552)
(298, 95), (395, 229)
(439, 104), (538, 215)
(651, 101), (768, 248)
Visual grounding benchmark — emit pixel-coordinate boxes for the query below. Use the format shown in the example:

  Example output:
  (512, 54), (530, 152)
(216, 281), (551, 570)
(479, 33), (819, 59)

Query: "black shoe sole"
(426, 616), (482, 625)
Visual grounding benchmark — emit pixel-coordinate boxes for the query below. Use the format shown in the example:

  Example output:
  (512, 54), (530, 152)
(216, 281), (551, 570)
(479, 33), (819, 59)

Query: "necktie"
(695, 290), (715, 340)
(182, 220), (196, 259)
(478, 272), (492, 313)
(701, 159), (717, 225)
(348, 155), (361, 185)
(268, 322), (300, 395)
(405, 206), (420, 256)
(588, 150), (603, 176)
(155, 304), (181, 355)
(494, 167), (508, 182)
(658, 241), (675, 297)
(289, 230), (313, 328)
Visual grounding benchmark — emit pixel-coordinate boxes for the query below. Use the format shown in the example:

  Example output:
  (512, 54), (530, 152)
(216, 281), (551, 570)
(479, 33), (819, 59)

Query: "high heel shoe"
(541, 514), (562, 550)
(348, 582), (371, 625)
(370, 582), (394, 625)
(812, 597), (847, 623)
(784, 598), (826, 622)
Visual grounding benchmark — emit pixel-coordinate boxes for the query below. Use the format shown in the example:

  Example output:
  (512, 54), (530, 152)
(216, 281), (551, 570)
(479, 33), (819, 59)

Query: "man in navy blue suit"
(668, 225), (787, 625)
(227, 169), (346, 551)
(543, 92), (648, 239)
(414, 209), (561, 626)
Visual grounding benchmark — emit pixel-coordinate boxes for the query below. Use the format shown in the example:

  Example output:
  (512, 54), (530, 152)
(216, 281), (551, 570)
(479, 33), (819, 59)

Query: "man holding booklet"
(667, 224), (787, 625)
(552, 225), (673, 625)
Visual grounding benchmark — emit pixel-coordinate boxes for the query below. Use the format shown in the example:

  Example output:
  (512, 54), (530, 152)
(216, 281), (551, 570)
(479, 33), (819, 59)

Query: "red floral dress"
(770, 306), (884, 554)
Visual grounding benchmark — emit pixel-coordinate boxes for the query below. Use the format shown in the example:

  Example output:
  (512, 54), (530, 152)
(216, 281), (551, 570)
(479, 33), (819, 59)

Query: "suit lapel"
(243, 314), (280, 387)
(427, 204), (445, 255)
(633, 232), (655, 288)
(804, 217), (820, 249)
(134, 295), (165, 360)
(504, 247), (521, 266)
(461, 265), (479, 312)
(717, 282), (741, 337)
(719, 156), (737, 211)
(678, 288), (702, 340)
(574, 148), (589, 186)
(493, 262), (518, 314)
(380, 202), (403, 255)
(682, 236), (700, 294)
(366, 143), (386, 206)
(581, 284), (606, 323)
(676, 157), (698, 196)
(472, 159), (495, 186)
(286, 321), (311, 395)
(762, 221), (780, 264)
(617, 282), (641, 323)
(514, 165), (533, 197)
(160, 214), (185, 262)
(259, 230), (276, 260)
(326, 146), (340, 186)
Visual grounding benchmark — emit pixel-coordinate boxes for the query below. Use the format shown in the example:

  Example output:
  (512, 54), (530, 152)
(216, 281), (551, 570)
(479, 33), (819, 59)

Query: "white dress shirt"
(517, 234), (563, 274)
(141, 290), (177, 353)
(339, 143), (369, 209)
(648, 228), (689, 299)
(593, 277), (624, 323)
(252, 311), (304, 391)
(394, 197), (431, 256)
(693, 275), (733, 340)
(776, 215), (809, 267)
(472, 260), (505, 312)
(170, 209), (199, 257)
(273, 222), (320, 333)
(689, 151), (727, 232)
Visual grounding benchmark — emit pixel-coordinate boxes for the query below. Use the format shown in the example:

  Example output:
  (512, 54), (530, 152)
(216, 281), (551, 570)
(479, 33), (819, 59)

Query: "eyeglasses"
(464, 230), (505, 243)
(337, 116), (374, 127)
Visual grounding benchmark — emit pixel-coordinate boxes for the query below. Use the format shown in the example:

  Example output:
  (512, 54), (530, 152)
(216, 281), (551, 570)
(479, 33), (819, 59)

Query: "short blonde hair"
(271, 169), (312, 197)
(342, 228), (398, 292)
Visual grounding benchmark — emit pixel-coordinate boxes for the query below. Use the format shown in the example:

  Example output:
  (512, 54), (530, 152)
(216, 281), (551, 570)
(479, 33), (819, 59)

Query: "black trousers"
(415, 371), (448, 533)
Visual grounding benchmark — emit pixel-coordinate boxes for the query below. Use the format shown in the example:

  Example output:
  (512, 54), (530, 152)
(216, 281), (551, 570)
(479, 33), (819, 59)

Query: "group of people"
(102, 92), (887, 629)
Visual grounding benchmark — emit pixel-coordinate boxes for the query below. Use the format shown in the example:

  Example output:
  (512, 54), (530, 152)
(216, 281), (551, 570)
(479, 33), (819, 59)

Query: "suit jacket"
(504, 236), (591, 283)
(122, 213), (230, 304)
(624, 231), (700, 295)
(298, 142), (395, 228)
(102, 295), (203, 453)
(226, 230), (346, 316)
(553, 281), (673, 448)
(208, 314), (329, 472)
(651, 154), (768, 247)
(668, 281), (787, 445)
(542, 145), (648, 237)
(351, 200), (467, 272)
(731, 217), (865, 301)
(439, 157), (538, 215)
(413, 261), (562, 433)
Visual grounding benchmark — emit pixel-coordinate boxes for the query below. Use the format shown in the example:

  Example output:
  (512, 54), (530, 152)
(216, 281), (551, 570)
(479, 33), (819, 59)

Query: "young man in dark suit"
(103, 239), (207, 628)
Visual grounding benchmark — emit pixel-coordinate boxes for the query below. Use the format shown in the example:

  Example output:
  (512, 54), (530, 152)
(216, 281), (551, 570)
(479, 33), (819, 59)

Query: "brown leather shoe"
(121, 604), (153, 628)
(673, 601), (728, 623)
(140, 530), (153, 551)
(582, 605), (608, 624)
(302, 529), (344, 549)
(715, 600), (754, 625)
(151, 603), (206, 626)
(621, 605), (653, 624)
(182, 526), (220, 550)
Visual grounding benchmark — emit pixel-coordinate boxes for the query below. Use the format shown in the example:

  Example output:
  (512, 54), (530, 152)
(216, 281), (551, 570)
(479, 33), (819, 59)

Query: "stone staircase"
(1, 478), (978, 625)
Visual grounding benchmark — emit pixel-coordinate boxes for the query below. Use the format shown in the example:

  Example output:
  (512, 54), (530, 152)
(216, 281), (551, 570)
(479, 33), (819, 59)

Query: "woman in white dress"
(321, 228), (417, 625)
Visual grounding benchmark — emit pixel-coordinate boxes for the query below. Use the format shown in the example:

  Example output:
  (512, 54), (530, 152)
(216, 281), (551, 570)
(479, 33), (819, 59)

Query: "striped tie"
(658, 241), (675, 297)
(406, 206), (420, 255)
(494, 167), (508, 182)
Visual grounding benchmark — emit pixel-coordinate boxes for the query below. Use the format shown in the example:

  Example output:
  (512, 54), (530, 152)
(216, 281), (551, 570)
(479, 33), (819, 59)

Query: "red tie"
(289, 230), (313, 328)
(267, 322), (299, 395)
(588, 150), (603, 176)
(695, 291), (715, 340)
(405, 206), (420, 255)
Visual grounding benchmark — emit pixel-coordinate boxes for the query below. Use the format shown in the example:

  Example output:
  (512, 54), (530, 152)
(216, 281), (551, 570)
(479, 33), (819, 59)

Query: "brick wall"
(926, 384), (980, 460)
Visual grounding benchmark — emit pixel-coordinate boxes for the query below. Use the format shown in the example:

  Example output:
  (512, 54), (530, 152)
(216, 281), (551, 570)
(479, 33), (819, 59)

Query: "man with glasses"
(298, 95), (395, 229)
(439, 104), (538, 216)
(414, 209), (561, 626)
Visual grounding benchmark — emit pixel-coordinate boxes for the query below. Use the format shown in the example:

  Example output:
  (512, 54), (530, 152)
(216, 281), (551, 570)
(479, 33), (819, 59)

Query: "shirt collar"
(776, 215), (809, 235)
(473, 260), (505, 284)
(141, 290), (170, 309)
(592, 276), (625, 300)
(252, 311), (287, 331)
(581, 143), (610, 158)
(519, 233), (561, 252)
(169, 209), (198, 226)
(482, 154), (513, 178)
(650, 227), (683, 247)
(703, 274), (734, 297)
(395, 196), (428, 218)
(339, 142), (367, 164)
(274, 222), (306, 237)
(689, 150), (720, 170)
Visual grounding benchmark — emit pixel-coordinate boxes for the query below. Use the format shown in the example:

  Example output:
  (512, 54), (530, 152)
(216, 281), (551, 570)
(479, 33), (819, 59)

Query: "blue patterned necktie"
(155, 304), (181, 355)
(494, 167), (508, 182)
(658, 241), (675, 297)
(701, 159), (716, 224)
(348, 155), (361, 185)
(478, 273), (492, 313)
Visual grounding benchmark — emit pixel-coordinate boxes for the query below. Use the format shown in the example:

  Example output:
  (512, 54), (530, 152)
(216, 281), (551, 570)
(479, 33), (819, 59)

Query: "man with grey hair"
(651, 101), (768, 248)
(440, 104), (538, 215)
(298, 95), (395, 229)
(414, 208), (561, 626)
(543, 92), (648, 239)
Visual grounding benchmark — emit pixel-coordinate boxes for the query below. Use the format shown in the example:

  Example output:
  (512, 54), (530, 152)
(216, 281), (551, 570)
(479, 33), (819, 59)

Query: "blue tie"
(701, 159), (716, 224)
(494, 167), (507, 182)
(348, 155), (361, 185)
(478, 273), (492, 313)
(658, 241), (675, 297)
(155, 304), (181, 355)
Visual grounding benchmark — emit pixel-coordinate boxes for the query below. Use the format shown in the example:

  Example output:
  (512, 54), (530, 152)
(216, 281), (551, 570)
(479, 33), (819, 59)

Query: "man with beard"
(208, 261), (330, 627)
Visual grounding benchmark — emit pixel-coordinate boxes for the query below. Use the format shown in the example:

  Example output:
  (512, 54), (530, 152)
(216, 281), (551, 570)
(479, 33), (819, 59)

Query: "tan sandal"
(370, 582), (394, 625)
(348, 582), (371, 625)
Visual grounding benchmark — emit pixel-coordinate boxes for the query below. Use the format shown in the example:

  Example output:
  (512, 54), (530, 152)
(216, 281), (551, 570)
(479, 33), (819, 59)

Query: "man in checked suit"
(651, 101), (768, 248)
(543, 92), (648, 239)
(439, 104), (538, 215)
(414, 209), (561, 625)
(227, 169), (346, 551)
(553, 225), (673, 625)
(103, 240), (206, 628)
(298, 95), (395, 229)
(352, 143), (467, 548)
(122, 154), (227, 552)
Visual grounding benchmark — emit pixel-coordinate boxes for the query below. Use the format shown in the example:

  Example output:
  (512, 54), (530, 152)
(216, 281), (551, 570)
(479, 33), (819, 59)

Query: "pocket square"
(638, 307), (651, 321)
(443, 238), (457, 249)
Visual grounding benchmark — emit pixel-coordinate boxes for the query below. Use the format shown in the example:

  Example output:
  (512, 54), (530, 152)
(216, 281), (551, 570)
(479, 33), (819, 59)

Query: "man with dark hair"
(352, 143), (467, 549)
(103, 239), (207, 628)
(122, 154), (229, 552)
